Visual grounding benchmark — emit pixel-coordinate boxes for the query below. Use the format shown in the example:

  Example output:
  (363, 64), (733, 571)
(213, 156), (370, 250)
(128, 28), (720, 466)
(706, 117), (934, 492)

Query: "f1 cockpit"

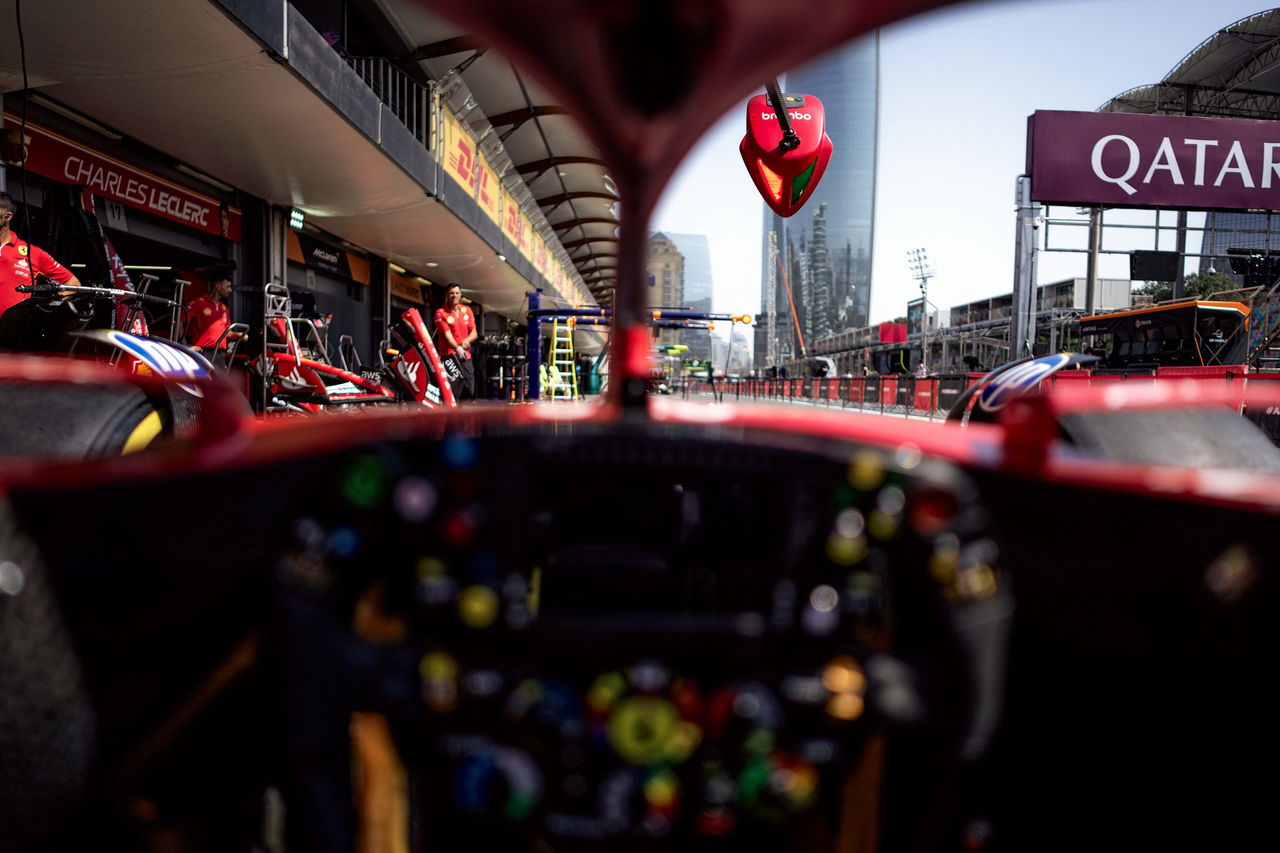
(3, 1), (1280, 852)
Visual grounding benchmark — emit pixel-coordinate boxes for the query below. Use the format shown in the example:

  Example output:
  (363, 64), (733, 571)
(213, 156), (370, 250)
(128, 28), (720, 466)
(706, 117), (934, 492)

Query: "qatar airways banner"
(1027, 110), (1280, 211)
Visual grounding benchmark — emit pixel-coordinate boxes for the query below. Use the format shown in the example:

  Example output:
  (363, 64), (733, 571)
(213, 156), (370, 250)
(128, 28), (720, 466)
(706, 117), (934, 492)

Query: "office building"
(646, 232), (685, 349)
(665, 232), (713, 360)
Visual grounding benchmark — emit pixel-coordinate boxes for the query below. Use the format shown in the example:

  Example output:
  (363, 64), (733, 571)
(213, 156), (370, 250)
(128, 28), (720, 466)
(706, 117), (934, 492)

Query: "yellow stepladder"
(549, 317), (579, 401)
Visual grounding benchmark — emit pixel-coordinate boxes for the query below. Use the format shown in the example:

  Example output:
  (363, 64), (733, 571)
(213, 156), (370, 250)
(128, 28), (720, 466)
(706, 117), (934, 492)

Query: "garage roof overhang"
(0, 0), (602, 318)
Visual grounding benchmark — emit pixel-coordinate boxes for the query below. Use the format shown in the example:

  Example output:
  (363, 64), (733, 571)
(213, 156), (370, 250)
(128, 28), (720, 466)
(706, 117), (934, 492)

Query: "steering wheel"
(265, 426), (1013, 852)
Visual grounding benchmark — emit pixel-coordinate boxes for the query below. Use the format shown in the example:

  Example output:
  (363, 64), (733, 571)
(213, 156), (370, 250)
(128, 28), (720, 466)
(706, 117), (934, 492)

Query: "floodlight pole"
(908, 247), (933, 372)
(1173, 86), (1193, 301)
(1011, 175), (1041, 358)
(1086, 207), (1101, 317)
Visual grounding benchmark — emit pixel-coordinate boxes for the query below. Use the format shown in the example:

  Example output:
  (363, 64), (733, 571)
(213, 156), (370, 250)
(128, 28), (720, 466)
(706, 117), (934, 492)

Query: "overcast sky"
(652, 0), (1275, 325)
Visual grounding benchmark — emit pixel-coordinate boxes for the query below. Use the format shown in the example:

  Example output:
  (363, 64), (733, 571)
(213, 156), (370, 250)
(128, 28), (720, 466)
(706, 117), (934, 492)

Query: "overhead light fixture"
(174, 163), (235, 193)
(497, 253), (507, 262)
(28, 93), (122, 140)
(389, 262), (407, 275)
(288, 208), (305, 230)
(426, 262), (439, 268)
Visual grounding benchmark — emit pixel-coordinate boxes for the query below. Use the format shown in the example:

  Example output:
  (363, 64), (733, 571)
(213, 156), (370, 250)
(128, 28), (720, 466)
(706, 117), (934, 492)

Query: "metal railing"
(343, 54), (434, 146)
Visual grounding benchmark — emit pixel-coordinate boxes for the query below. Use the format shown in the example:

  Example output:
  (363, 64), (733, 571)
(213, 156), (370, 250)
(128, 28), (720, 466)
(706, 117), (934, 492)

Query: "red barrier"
(880, 376), (898, 407)
(1157, 365), (1248, 378)
(848, 377), (865, 403)
(826, 378), (840, 400)
(1050, 370), (1091, 387)
(913, 378), (938, 411)
(1159, 363), (1248, 391)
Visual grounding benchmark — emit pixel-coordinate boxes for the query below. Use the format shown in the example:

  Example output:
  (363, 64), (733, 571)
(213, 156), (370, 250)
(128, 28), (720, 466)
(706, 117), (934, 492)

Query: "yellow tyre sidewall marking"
(121, 410), (164, 454)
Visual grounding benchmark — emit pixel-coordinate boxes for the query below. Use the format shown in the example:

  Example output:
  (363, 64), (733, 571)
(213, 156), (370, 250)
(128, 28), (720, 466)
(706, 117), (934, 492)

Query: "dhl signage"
(441, 108), (499, 222)
(439, 108), (581, 299)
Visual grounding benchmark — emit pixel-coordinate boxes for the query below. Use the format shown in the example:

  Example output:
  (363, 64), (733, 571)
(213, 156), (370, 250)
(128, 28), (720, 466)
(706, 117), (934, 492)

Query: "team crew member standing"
(184, 273), (235, 365)
(434, 282), (477, 399)
(0, 191), (81, 318)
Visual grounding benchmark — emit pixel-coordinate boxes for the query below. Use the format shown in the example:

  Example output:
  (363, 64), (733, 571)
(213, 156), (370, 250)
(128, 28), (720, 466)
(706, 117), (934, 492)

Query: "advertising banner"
(441, 108), (475, 192)
(390, 273), (424, 303)
(442, 106), (500, 224)
(518, 211), (536, 263)
(532, 233), (548, 275)
(503, 197), (532, 258)
(286, 230), (368, 283)
(476, 154), (500, 224)
(1028, 110), (1280, 210)
(4, 113), (243, 241)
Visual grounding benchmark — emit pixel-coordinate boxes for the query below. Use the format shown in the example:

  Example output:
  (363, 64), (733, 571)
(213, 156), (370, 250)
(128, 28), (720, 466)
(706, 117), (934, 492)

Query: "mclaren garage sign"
(1027, 109), (1280, 211)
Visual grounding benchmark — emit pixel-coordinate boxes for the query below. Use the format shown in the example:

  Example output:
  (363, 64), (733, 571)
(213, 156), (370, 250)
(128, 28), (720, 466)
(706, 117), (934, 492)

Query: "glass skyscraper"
(758, 34), (879, 367)
(665, 232), (714, 360)
(1200, 211), (1280, 269)
(1198, 211), (1280, 356)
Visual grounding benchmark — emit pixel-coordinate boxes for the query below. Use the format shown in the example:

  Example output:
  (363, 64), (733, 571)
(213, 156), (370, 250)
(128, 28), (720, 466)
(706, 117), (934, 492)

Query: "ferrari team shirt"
(185, 294), (231, 349)
(434, 303), (476, 359)
(0, 232), (76, 316)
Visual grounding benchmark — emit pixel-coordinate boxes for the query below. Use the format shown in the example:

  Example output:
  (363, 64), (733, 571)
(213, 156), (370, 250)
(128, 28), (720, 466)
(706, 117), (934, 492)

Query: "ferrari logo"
(18, 245), (28, 256)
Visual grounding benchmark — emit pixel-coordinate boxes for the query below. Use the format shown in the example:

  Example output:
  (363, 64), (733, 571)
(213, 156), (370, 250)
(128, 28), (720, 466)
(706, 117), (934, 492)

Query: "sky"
(651, 0), (1275, 326)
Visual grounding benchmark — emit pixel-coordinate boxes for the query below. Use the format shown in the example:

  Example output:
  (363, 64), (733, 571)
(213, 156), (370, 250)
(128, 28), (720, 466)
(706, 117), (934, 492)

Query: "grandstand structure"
(1099, 8), (1280, 367)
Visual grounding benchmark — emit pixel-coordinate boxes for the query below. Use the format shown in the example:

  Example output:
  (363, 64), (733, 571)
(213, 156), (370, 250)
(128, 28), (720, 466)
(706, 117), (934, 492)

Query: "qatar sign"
(1027, 110), (1280, 211)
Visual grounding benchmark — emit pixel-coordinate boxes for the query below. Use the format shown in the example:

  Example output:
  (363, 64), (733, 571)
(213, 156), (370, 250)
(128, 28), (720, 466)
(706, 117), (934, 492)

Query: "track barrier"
(684, 365), (1266, 419)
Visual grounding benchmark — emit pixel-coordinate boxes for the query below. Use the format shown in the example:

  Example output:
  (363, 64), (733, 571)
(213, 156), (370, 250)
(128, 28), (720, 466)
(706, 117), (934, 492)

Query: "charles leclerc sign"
(1027, 110), (1280, 211)
(4, 113), (242, 241)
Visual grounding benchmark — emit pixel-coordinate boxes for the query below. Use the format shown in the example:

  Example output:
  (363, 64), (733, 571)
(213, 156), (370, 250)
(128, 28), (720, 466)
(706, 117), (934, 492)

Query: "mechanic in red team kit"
(433, 281), (477, 399)
(0, 191), (81, 318)
(184, 271), (236, 365)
